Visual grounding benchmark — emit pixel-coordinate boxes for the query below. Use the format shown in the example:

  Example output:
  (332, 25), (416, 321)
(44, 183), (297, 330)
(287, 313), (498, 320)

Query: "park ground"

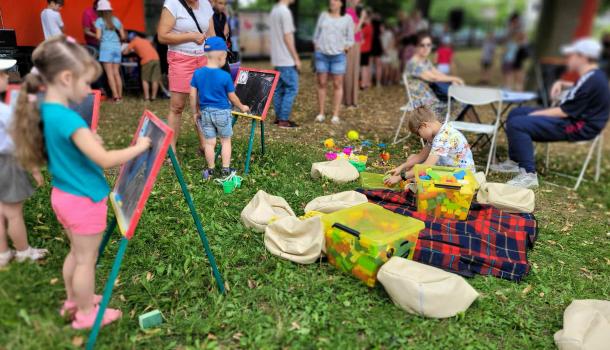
(0, 50), (609, 349)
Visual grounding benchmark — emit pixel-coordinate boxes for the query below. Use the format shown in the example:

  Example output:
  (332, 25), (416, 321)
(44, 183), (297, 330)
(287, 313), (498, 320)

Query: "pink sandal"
(60, 294), (103, 317)
(71, 305), (122, 330)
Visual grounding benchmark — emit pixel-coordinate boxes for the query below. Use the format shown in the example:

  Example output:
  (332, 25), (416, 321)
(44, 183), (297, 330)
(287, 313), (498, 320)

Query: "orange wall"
(0, 0), (145, 47)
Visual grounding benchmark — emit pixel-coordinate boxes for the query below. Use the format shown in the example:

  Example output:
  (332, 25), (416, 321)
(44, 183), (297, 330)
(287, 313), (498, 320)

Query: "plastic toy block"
(139, 310), (163, 329)
(453, 170), (466, 180)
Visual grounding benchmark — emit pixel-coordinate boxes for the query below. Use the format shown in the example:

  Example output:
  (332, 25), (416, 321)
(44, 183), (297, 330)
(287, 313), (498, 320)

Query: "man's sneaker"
(202, 168), (215, 181)
(315, 114), (326, 122)
(507, 170), (539, 189)
(490, 159), (520, 173)
(278, 120), (299, 129)
(221, 167), (236, 177)
(331, 116), (341, 125)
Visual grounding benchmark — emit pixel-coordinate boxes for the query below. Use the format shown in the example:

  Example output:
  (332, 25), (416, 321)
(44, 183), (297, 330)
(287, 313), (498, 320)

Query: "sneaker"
(202, 168), (215, 181)
(490, 159), (520, 173)
(60, 294), (103, 317)
(14, 246), (48, 262)
(0, 250), (13, 267)
(72, 305), (122, 330)
(315, 114), (326, 122)
(221, 167), (236, 177)
(331, 116), (341, 125)
(278, 120), (299, 129)
(507, 170), (539, 189)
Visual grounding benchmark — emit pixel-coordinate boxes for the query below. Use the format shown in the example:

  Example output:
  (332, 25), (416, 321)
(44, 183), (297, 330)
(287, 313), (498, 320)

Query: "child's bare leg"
(71, 232), (103, 313)
(142, 80), (150, 100)
(0, 203), (7, 253)
(332, 74), (344, 117)
(220, 137), (232, 169)
(152, 81), (159, 100)
(63, 230), (76, 301)
(203, 137), (217, 169)
(3, 202), (28, 251)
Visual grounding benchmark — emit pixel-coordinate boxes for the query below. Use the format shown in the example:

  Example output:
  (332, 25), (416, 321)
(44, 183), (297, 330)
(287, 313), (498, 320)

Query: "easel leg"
(168, 147), (226, 294)
(215, 116), (238, 161)
(260, 121), (265, 156)
(244, 119), (257, 175)
(96, 218), (117, 266)
(86, 237), (129, 350)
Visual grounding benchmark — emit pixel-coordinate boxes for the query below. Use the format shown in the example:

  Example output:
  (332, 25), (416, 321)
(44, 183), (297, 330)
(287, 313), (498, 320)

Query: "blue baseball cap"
(204, 37), (227, 52)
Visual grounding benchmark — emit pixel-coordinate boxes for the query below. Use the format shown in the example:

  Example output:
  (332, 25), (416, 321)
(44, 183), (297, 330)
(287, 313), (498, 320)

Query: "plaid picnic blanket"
(358, 189), (538, 282)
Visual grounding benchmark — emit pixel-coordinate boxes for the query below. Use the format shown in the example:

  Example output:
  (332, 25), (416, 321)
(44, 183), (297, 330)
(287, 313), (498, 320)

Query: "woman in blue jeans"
(313, 0), (355, 125)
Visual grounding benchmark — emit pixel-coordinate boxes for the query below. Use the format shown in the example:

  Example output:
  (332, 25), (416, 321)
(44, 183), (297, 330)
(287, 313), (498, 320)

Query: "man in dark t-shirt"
(491, 38), (610, 189)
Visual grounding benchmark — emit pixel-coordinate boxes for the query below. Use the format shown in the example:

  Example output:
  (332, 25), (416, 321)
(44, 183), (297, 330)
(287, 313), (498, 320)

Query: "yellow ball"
(324, 138), (335, 148)
(347, 130), (359, 141)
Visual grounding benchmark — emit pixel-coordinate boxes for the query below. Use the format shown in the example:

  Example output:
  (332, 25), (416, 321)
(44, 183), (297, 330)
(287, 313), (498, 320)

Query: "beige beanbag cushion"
(304, 191), (368, 214)
(241, 190), (295, 232)
(377, 257), (479, 318)
(311, 159), (359, 184)
(264, 216), (324, 264)
(477, 182), (535, 213)
(554, 300), (610, 350)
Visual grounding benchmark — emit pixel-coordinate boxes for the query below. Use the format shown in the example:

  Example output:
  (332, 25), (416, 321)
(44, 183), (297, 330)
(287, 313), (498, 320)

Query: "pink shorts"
(51, 187), (108, 235)
(167, 51), (208, 94)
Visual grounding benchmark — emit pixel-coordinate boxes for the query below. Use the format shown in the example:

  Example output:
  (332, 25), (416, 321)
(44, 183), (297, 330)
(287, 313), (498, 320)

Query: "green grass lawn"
(1, 57), (609, 349)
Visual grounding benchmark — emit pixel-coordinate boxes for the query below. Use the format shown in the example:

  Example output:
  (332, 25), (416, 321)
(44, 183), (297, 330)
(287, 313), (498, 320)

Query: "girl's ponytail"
(11, 71), (46, 170)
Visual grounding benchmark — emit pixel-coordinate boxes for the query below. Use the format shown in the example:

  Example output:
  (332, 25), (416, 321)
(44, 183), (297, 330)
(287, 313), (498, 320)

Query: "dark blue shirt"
(190, 66), (235, 109)
(560, 68), (610, 139)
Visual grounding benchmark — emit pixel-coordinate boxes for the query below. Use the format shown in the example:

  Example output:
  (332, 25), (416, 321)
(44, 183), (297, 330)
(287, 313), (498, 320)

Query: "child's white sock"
(14, 246), (48, 262)
(0, 250), (13, 267)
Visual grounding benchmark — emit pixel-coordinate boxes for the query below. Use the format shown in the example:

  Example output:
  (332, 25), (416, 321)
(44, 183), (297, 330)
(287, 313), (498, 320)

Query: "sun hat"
(204, 36), (228, 52)
(96, 0), (113, 11)
(0, 59), (17, 71)
(561, 38), (602, 60)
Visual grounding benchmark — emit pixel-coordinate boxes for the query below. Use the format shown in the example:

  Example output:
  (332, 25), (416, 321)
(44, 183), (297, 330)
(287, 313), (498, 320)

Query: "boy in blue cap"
(191, 36), (249, 180)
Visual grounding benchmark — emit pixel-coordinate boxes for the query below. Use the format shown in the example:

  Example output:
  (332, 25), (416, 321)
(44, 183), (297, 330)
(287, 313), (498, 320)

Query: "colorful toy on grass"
(361, 140), (372, 147)
(347, 130), (360, 141)
(139, 310), (163, 329)
(414, 165), (477, 220)
(380, 151), (390, 163)
(214, 172), (243, 194)
(321, 203), (424, 287)
(325, 152), (338, 161)
(324, 138), (335, 149)
(343, 147), (353, 156)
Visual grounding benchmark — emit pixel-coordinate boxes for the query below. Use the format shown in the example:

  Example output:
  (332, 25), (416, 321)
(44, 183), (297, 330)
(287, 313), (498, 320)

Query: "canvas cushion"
(241, 190), (295, 232)
(264, 216), (324, 264)
(377, 257), (479, 318)
(311, 159), (359, 184)
(477, 182), (535, 213)
(304, 191), (368, 214)
(554, 300), (610, 350)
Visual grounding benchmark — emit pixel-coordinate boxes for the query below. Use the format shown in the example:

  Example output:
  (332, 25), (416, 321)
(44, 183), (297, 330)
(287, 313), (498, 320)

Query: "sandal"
(72, 305), (121, 330)
(60, 294), (103, 317)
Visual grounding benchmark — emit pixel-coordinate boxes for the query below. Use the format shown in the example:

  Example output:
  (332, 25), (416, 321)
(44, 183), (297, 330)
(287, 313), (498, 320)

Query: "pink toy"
(343, 147), (352, 156)
(326, 152), (338, 161)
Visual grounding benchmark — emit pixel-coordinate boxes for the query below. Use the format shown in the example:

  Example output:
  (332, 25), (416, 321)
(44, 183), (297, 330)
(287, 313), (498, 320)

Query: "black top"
(213, 11), (230, 48)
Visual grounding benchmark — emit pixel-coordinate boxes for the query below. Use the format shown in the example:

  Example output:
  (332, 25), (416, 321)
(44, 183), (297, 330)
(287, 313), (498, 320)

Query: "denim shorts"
(98, 44), (122, 64)
(199, 107), (233, 139)
(314, 51), (347, 75)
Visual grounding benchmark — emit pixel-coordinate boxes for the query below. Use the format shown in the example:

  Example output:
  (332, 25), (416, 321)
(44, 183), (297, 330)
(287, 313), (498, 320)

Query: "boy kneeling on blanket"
(385, 107), (476, 186)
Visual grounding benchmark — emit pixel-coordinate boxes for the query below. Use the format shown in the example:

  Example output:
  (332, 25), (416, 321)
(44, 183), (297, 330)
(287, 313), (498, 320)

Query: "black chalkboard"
(110, 110), (173, 239)
(233, 68), (279, 121)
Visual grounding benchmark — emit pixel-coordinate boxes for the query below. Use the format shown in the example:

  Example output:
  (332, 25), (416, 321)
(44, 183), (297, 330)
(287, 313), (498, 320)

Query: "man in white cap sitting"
(491, 38), (610, 188)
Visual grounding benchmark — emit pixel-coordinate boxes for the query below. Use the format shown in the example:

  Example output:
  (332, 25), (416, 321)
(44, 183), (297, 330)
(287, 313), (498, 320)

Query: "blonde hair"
(11, 36), (102, 170)
(408, 106), (438, 134)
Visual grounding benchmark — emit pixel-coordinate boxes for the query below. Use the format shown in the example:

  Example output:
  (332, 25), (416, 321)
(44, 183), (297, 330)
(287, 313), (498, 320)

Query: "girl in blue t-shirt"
(12, 36), (151, 329)
(95, 0), (125, 103)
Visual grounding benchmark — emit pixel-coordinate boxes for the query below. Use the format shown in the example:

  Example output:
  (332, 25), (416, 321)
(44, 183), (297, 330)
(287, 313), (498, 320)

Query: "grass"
(1, 55), (609, 349)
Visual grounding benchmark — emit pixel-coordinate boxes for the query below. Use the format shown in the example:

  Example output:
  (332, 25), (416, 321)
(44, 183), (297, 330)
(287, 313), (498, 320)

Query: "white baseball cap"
(561, 38), (602, 60)
(96, 0), (113, 11)
(0, 59), (16, 71)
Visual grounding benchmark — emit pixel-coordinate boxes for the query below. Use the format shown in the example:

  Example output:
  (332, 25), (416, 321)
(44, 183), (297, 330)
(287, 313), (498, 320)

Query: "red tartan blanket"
(358, 189), (538, 282)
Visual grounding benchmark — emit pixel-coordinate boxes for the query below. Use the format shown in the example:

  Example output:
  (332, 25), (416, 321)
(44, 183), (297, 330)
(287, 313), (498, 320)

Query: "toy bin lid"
(359, 172), (400, 190)
(321, 203), (424, 244)
(413, 165), (477, 195)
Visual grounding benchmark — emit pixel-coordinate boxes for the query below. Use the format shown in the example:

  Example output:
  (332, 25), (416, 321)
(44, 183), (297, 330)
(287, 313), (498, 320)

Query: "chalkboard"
(233, 68), (279, 121)
(110, 110), (173, 239)
(4, 85), (102, 131)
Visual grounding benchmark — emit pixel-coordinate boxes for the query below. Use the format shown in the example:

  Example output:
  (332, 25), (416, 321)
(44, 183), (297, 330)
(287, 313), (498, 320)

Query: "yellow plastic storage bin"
(321, 203), (424, 287)
(413, 165), (477, 220)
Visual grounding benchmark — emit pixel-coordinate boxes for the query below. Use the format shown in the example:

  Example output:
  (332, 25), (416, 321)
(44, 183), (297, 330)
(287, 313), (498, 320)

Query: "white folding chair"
(392, 72), (415, 144)
(544, 130), (604, 190)
(446, 85), (503, 175)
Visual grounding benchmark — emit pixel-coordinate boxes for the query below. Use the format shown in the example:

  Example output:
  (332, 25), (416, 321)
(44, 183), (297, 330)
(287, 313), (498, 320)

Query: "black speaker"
(448, 9), (464, 32)
(0, 29), (16, 47)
